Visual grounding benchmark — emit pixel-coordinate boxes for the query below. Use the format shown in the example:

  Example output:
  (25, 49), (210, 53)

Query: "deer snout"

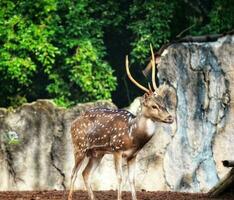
(165, 114), (174, 124)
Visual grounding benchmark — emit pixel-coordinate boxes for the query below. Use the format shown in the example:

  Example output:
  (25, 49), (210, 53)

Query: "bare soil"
(0, 190), (232, 200)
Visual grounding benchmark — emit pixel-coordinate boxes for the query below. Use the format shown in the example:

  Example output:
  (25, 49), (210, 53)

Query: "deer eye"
(152, 105), (158, 109)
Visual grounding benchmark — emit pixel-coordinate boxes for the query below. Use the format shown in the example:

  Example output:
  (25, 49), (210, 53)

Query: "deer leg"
(68, 155), (85, 200)
(127, 156), (137, 200)
(82, 154), (104, 200)
(114, 152), (123, 200)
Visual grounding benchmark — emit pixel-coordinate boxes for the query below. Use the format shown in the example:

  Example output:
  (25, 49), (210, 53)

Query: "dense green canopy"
(0, 0), (233, 107)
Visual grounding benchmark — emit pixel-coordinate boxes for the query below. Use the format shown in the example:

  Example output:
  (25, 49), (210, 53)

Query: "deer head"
(126, 45), (173, 124)
(141, 92), (173, 123)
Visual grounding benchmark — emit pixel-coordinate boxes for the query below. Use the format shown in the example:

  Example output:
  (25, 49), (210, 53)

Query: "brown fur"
(68, 93), (173, 200)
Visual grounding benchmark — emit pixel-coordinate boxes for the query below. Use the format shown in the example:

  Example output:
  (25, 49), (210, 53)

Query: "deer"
(67, 45), (174, 200)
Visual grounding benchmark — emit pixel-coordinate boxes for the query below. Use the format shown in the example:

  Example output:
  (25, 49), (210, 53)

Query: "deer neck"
(129, 114), (157, 139)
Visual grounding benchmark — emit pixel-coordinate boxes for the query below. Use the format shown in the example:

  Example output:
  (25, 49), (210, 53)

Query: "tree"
(0, 0), (117, 107)
(0, 0), (232, 108)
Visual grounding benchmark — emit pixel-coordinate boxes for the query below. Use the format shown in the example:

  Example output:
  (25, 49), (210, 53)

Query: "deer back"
(71, 108), (136, 154)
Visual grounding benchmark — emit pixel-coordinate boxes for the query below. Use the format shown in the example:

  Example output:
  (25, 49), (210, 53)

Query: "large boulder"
(130, 35), (234, 192)
(0, 100), (116, 190)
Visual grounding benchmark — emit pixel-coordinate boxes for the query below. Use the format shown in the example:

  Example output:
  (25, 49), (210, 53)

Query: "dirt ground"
(0, 190), (233, 200)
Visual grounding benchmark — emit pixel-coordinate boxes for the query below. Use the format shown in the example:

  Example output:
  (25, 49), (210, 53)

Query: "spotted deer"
(68, 46), (174, 200)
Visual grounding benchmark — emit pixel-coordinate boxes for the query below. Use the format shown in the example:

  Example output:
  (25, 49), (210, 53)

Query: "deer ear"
(143, 92), (151, 101)
(143, 93), (149, 99)
(141, 93), (149, 105)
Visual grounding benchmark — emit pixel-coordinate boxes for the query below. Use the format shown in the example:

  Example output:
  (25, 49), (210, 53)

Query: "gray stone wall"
(130, 35), (234, 192)
(0, 35), (233, 192)
(0, 100), (116, 190)
(158, 36), (234, 192)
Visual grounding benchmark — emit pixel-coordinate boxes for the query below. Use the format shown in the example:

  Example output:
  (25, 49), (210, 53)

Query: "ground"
(0, 190), (233, 200)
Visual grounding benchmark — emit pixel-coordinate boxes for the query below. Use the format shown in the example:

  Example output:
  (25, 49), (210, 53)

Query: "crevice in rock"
(201, 70), (210, 114)
(50, 149), (66, 190)
(5, 146), (24, 184)
(48, 109), (67, 190)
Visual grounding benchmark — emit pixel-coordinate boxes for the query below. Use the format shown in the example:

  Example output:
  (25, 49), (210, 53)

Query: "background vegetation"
(0, 0), (233, 108)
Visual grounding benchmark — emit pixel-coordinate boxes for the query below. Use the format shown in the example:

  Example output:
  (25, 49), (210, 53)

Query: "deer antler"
(125, 55), (150, 94)
(150, 44), (158, 92)
(148, 82), (153, 93)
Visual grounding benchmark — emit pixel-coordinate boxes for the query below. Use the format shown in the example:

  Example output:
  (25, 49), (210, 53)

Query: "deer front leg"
(114, 152), (123, 200)
(82, 154), (104, 200)
(127, 156), (137, 200)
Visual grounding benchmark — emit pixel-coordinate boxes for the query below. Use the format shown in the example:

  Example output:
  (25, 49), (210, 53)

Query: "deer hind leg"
(127, 156), (137, 200)
(68, 155), (85, 200)
(114, 152), (123, 200)
(82, 154), (104, 200)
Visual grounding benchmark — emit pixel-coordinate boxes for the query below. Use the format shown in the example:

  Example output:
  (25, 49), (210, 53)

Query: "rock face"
(0, 35), (233, 192)
(0, 100), (116, 190)
(157, 35), (234, 192)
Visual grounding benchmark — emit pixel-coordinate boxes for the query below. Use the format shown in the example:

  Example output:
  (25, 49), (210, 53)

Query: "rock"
(0, 99), (116, 190)
(142, 35), (234, 192)
(0, 35), (233, 193)
(116, 35), (234, 193)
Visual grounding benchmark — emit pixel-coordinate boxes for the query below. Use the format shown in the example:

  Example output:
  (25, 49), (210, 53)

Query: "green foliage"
(3, 131), (20, 146)
(0, 0), (60, 106)
(7, 95), (27, 108)
(67, 39), (116, 101)
(129, 0), (174, 64)
(0, 0), (233, 107)
(0, 0), (117, 107)
(203, 0), (234, 33)
(46, 0), (117, 105)
(185, 0), (234, 35)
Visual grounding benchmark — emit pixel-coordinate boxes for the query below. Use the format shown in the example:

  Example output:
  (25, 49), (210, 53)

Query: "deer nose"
(166, 115), (174, 123)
